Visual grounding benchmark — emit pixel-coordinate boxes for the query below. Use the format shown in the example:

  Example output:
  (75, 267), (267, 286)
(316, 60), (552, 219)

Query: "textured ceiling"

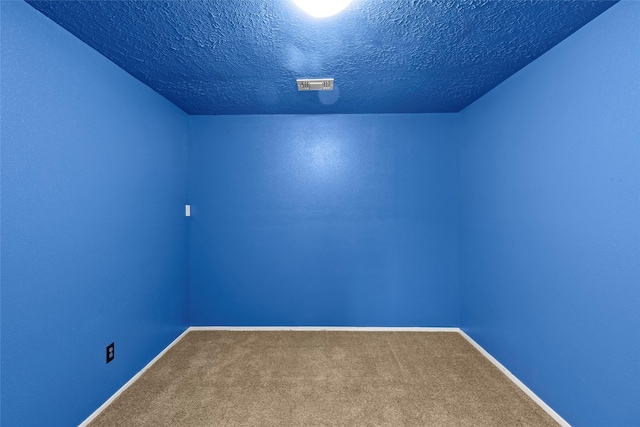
(26, 0), (616, 115)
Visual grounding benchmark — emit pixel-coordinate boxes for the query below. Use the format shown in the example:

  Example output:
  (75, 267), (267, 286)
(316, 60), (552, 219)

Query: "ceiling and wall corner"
(2, 1), (638, 426)
(25, 0), (617, 115)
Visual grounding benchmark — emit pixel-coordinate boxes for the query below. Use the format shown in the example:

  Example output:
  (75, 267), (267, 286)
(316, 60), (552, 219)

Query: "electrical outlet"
(106, 342), (115, 364)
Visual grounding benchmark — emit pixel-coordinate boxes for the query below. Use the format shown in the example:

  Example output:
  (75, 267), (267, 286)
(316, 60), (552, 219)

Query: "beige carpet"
(89, 331), (559, 426)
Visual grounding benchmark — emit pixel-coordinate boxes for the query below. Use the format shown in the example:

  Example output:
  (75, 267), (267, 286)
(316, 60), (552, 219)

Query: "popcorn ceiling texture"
(27, 0), (615, 115)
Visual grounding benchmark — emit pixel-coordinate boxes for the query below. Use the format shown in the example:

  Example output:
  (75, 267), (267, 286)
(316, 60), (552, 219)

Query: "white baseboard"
(79, 326), (569, 427)
(78, 328), (191, 427)
(189, 326), (460, 332)
(458, 330), (570, 427)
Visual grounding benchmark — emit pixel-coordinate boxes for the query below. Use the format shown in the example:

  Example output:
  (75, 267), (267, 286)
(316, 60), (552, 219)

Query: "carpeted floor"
(89, 331), (559, 426)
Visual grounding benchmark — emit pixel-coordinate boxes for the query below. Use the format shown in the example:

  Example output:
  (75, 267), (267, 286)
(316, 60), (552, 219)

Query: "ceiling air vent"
(297, 78), (334, 91)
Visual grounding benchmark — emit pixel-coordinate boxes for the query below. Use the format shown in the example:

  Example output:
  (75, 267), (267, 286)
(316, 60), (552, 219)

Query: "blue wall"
(189, 114), (460, 326)
(1, 2), (189, 426)
(459, 2), (640, 426)
(2, 1), (639, 426)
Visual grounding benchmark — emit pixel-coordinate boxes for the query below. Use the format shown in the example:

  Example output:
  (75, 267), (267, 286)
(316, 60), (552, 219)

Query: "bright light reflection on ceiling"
(292, 0), (353, 18)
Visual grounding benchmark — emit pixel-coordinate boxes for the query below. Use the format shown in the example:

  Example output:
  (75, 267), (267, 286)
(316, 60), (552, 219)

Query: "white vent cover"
(297, 78), (334, 91)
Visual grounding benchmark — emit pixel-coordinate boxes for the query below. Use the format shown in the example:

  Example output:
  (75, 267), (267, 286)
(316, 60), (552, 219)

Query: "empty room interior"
(1, 0), (639, 425)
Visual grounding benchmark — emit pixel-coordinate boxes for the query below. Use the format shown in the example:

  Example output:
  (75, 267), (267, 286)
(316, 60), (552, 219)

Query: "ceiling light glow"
(292, 0), (353, 18)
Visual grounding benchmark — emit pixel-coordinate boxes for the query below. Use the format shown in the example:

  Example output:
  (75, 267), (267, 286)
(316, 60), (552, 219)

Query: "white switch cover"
(185, 204), (191, 217)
